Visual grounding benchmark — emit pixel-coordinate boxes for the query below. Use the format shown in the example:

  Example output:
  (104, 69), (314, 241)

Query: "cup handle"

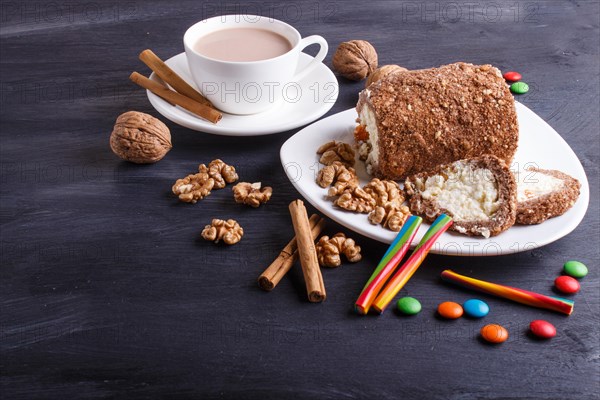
(292, 35), (328, 82)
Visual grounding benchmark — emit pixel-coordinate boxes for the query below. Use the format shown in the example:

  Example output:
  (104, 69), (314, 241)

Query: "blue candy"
(463, 299), (489, 318)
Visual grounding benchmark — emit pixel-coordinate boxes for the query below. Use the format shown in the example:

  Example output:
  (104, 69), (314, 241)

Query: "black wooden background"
(1, 1), (599, 399)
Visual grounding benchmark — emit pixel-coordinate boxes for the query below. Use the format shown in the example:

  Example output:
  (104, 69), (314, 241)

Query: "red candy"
(530, 320), (556, 339)
(503, 71), (522, 81)
(554, 276), (580, 294)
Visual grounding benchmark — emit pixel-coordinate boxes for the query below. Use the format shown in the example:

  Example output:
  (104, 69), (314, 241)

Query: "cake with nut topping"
(356, 62), (519, 180)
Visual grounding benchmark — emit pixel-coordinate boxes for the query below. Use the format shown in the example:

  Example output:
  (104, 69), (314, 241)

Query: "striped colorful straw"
(371, 214), (453, 313)
(441, 269), (574, 315)
(355, 216), (422, 314)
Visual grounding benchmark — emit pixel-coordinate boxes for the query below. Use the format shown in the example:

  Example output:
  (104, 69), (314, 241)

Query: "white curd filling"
(515, 170), (564, 202)
(416, 162), (500, 222)
(359, 105), (379, 175)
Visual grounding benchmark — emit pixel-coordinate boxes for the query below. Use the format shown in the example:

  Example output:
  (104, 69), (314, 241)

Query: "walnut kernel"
(201, 219), (243, 245)
(172, 160), (238, 203)
(110, 111), (171, 164)
(316, 161), (359, 196)
(385, 205), (411, 231)
(332, 40), (378, 81)
(208, 159), (239, 189)
(367, 206), (387, 225)
(172, 167), (214, 203)
(364, 178), (405, 208)
(317, 141), (355, 166)
(363, 178), (409, 231)
(368, 204), (411, 232)
(316, 233), (362, 268)
(232, 182), (273, 207)
(334, 187), (376, 213)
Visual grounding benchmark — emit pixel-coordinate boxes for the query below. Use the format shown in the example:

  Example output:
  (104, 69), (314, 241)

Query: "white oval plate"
(146, 52), (338, 136)
(280, 103), (590, 256)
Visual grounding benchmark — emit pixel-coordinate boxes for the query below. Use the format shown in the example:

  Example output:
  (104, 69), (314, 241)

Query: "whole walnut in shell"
(110, 111), (171, 163)
(366, 64), (408, 87)
(332, 40), (378, 81)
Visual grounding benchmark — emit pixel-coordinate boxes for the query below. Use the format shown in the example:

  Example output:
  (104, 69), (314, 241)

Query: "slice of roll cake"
(404, 155), (517, 238)
(356, 62), (519, 180)
(515, 167), (581, 224)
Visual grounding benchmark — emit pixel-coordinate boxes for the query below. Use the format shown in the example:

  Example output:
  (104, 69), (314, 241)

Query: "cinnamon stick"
(139, 49), (216, 109)
(288, 200), (326, 302)
(258, 214), (325, 291)
(129, 72), (222, 124)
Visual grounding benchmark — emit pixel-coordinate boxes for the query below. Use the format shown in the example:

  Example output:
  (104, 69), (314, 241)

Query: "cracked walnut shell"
(332, 40), (378, 81)
(201, 219), (243, 245)
(233, 182), (272, 207)
(110, 111), (171, 164)
(316, 233), (362, 268)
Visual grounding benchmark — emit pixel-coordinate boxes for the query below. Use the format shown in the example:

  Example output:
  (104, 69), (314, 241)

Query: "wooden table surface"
(1, 1), (598, 399)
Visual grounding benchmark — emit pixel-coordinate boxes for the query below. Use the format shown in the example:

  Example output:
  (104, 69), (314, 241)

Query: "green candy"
(510, 81), (529, 94)
(397, 297), (422, 315)
(563, 260), (588, 278)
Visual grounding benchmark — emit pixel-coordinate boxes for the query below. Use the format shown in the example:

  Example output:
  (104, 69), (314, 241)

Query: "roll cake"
(356, 62), (519, 180)
(514, 167), (581, 224)
(404, 155), (517, 238)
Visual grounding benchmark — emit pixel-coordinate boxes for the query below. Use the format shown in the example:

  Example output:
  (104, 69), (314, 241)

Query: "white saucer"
(146, 52), (339, 136)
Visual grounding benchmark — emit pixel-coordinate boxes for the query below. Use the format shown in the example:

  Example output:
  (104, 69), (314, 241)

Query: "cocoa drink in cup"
(184, 14), (328, 115)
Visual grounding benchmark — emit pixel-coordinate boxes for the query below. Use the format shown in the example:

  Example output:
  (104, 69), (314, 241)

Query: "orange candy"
(481, 324), (509, 343)
(437, 301), (463, 319)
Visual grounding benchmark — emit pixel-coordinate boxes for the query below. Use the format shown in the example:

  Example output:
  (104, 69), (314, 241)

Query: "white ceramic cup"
(183, 15), (328, 115)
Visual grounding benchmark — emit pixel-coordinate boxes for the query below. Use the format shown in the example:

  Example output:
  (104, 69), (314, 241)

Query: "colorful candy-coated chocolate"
(437, 301), (463, 319)
(563, 260), (588, 278)
(554, 275), (580, 294)
(503, 71), (522, 81)
(510, 81), (529, 94)
(463, 299), (490, 318)
(397, 297), (422, 315)
(481, 324), (509, 343)
(530, 320), (557, 339)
